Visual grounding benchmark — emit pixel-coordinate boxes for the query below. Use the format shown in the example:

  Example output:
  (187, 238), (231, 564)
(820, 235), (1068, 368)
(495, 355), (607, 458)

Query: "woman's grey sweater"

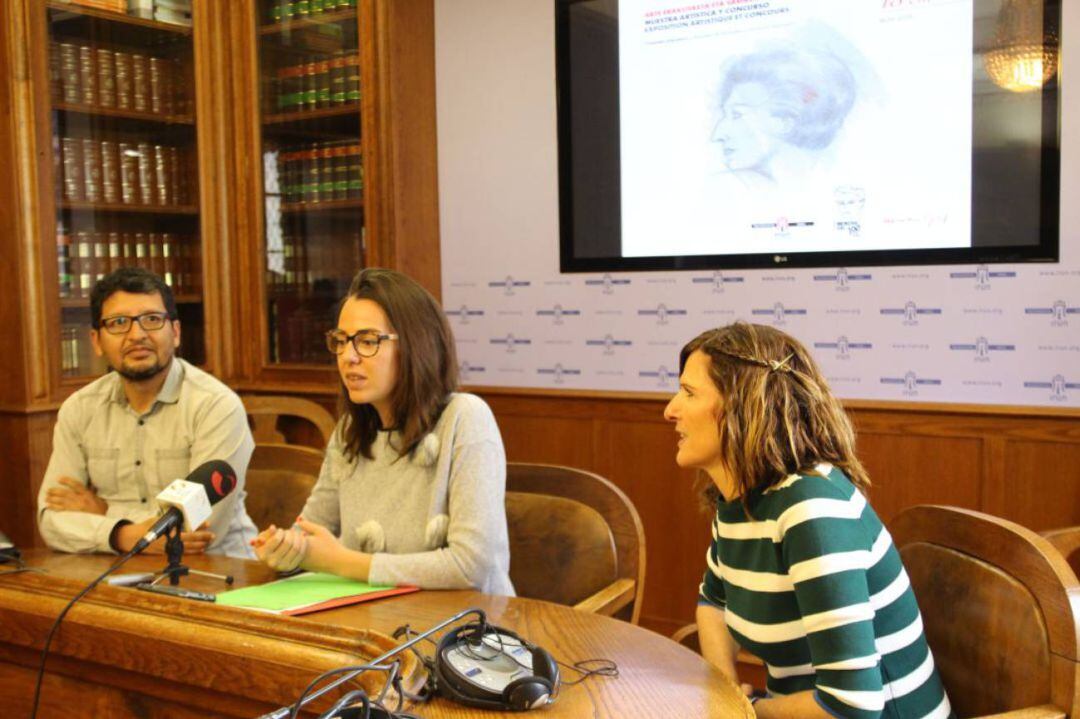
(301, 393), (514, 595)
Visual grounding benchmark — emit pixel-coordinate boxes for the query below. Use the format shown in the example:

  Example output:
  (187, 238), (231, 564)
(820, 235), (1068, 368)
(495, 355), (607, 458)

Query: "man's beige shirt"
(37, 358), (257, 557)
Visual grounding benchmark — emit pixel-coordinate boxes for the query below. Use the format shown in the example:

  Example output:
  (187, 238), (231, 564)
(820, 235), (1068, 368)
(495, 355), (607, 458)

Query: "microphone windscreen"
(186, 460), (237, 505)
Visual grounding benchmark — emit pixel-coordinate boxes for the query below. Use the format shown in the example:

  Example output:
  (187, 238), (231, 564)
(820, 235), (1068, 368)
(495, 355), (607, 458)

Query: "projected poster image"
(619, 0), (973, 258)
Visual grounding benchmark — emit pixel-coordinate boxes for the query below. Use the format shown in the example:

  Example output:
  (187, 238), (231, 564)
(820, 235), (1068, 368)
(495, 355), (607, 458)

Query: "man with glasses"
(37, 268), (258, 558)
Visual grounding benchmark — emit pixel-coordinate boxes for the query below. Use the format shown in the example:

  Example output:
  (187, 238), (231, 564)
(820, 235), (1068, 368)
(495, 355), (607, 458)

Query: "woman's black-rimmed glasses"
(325, 329), (399, 357)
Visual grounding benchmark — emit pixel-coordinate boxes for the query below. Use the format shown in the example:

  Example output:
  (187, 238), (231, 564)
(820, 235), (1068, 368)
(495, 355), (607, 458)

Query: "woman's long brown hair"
(337, 268), (458, 462)
(680, 322), (869, 510)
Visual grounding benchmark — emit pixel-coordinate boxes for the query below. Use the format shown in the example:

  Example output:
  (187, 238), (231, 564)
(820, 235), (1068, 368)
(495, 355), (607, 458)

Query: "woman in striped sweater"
(664, 323), (953, 719)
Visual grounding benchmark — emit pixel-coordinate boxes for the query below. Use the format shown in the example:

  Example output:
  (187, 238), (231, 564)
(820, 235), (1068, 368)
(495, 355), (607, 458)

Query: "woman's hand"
(290, 517), (348, 575)
(251, 523), (308, 573)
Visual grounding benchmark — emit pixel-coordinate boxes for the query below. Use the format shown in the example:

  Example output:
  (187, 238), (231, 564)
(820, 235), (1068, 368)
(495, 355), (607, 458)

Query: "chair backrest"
(245, 443), (324, 531)
(242, 395), (337, 446)
(890, 505), (1080, 718)
(505, 462), (645, 624)
(1043, 527), (1080, 580)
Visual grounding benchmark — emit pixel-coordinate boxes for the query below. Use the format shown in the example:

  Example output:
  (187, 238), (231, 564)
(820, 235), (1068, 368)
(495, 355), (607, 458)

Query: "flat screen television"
(557, 0), (1061, 272)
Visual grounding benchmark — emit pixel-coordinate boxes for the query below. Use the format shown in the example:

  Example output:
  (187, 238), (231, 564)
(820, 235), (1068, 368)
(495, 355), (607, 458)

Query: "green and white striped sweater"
(699, 464), (954, 719)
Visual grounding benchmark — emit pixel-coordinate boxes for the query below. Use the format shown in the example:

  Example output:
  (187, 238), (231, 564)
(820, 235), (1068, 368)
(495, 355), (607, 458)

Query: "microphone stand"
(258, 607), (487, 719)
(149, 523), (234, 587)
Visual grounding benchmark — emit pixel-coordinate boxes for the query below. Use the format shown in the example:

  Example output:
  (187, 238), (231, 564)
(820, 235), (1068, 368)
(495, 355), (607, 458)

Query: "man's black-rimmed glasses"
(99, 312), (171, 335)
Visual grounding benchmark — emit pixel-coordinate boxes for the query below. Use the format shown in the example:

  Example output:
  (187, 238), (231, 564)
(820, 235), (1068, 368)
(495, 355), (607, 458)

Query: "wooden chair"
(240, 396), (335, 531)
(1042, 527), (1080, 580)
(505, 463), (645, 624)
(890, 505), (1080, 718)
(242, 395), (337, 447)
(244, 443), (325, 531)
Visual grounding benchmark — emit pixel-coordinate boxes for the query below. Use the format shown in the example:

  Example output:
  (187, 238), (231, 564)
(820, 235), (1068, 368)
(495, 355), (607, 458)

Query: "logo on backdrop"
(536, 304), (582, 325)
(812, 268), (872, 291)
(880, 371), (942, 397)
(487, 276), (531, 296)
(445, 305), (485, 325)
(489, 334), (532, 354)
(1023, 375), (1079, 402)
(814, 336), (872, 360)
(691, 271), (745, 293)
(458, 361), (486, 383)
(584, 273), (632, 295)
(751, 303), (807, 326)
(1025, 300), (1078, 327)
(537, 364), (582, 385)
(949, 265), (1017, 290)
(638, 304), (688, 326)
(586, 334), (633, 355)
(948, 337), (1016, 362)
(639, 365), (677, 388)
(880, 301), (943, 326)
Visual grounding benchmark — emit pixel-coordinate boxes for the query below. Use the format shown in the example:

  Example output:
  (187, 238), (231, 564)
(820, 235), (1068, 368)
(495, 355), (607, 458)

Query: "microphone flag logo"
(211, 470), (235, 497)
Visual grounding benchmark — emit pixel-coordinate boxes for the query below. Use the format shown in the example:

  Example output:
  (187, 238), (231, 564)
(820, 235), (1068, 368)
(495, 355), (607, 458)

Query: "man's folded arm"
(37, 402), (126, 553)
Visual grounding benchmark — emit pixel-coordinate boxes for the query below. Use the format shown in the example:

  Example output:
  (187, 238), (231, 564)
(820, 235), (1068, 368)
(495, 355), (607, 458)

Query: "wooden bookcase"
(0, 0), (438, 546)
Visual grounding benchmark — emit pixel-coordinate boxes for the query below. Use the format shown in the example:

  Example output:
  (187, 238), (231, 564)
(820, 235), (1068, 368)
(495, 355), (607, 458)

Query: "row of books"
(60, 325), (109, 377)
(50, 41), (188, 116)
(265, 231), (361, 293)
(275, 140), (362, 205)
(58, 137), (193, 207)
(58, 229), (202, 299)
(273, 54), (361, 112)
(270, 297), (339, 365)
(267, 0), (357, 24)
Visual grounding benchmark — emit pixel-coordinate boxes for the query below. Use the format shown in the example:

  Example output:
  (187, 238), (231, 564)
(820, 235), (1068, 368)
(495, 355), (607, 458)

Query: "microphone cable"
(29, 547), (139, 719)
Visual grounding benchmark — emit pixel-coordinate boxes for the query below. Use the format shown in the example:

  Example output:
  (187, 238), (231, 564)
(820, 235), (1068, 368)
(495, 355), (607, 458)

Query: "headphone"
(397, 621), (560, 712)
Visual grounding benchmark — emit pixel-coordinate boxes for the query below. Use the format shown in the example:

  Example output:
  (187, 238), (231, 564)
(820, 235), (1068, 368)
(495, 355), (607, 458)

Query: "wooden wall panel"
(853, 433), (984, 525)
(594, 418), (710, 636)
(1006, 441), (1080, 532)
(497, 414), (596, 471)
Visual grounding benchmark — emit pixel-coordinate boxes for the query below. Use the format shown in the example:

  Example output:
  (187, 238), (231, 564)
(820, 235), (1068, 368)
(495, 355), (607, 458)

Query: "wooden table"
(0, 550), (753, 718)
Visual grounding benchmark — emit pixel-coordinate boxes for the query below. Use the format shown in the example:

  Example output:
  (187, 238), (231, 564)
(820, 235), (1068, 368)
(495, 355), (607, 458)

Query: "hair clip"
(768, 353), (794, 373)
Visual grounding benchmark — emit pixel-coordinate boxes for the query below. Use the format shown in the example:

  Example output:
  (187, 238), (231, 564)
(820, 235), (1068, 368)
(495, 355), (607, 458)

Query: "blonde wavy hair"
(679, 322), (869, 511)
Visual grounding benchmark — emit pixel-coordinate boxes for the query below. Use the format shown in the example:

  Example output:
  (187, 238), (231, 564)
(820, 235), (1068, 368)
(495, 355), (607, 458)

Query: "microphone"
(133, 460), (237, 553)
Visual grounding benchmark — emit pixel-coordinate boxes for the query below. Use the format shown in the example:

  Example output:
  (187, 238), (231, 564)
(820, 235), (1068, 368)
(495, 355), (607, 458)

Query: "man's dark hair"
(89, 267), (178, 329)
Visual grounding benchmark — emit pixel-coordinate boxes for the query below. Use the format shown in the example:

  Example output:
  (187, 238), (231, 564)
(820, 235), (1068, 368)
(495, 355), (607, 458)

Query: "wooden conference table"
(0, 550), (752, 718)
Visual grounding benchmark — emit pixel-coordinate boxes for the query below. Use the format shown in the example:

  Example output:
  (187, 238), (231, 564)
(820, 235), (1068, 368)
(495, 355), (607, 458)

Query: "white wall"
(435, 0), (1080, 407)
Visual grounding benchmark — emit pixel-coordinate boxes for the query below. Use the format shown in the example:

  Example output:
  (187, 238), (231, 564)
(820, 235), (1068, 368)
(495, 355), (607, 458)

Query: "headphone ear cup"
(504, 677), (553, 711)
(529, 645), (560, 687)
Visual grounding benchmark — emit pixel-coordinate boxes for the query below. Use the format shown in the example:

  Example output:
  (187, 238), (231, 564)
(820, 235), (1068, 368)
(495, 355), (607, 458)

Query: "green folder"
(216, 572), (418, 616)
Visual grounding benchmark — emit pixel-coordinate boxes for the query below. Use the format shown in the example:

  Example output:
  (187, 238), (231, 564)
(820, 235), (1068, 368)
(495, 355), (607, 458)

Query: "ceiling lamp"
(983, 0), (1058, 93)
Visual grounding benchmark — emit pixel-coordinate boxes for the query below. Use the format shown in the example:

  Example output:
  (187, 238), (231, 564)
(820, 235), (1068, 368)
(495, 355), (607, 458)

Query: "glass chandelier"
(983, 0), (1058, 92)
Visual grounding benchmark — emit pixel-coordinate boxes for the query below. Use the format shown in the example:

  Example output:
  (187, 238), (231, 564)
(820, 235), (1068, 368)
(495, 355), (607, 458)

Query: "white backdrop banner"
(443, 263), (1080, 407)
(434, 0), (1080, 409)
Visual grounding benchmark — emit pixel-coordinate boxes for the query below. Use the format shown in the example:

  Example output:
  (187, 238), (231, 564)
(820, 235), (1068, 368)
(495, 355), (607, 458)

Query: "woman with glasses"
(252, 268), (513, 594)
(665, 323), (952, 718)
